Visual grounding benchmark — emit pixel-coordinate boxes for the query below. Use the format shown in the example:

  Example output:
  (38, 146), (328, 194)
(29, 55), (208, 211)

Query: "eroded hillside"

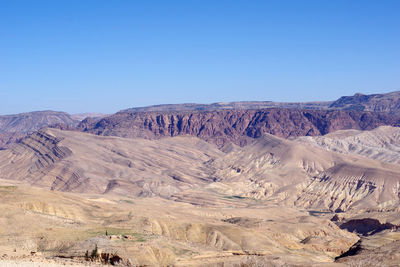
(0, 127), (400, 266)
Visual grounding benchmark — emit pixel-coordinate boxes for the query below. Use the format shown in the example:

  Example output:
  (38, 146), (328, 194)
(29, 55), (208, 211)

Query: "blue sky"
(1, 0), (399, 114)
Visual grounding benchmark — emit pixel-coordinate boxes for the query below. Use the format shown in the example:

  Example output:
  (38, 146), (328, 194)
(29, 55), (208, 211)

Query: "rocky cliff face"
(77, 108), (400, 147)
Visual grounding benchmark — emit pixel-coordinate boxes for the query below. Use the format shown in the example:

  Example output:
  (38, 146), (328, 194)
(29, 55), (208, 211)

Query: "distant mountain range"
(79, 91), (400, 147)
(328, 91), (400, 113)
(121, 91), (400, 113)
(0, 91), (399, 148)
(120, 100), (331, 113)
(0, 111), (79, 148)
(77, 108), (400, 147)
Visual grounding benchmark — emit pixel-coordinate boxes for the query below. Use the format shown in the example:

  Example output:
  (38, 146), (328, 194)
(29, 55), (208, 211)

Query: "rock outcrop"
(77, 108), (400, 147)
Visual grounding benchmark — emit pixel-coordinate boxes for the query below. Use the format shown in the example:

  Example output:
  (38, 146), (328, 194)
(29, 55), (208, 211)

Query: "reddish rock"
(77, 108), (400, 147)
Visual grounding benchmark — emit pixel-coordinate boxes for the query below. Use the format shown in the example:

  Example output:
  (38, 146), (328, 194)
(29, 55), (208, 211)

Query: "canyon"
(0, 91), (400, 266)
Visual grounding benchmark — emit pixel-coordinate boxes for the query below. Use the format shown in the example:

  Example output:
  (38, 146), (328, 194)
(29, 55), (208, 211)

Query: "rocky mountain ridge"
(122, 91), (400, 114)
(121, 100), (332, 113)
(1, 90), (400, 149)
(1, 109), (400, 265)
(77, 108), (400, 147)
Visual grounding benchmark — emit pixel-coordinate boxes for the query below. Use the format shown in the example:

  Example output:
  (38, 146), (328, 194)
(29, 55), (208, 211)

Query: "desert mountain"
(0, 111), (79, 149)
(329, 91), (400, 114)
(1, 128), (399, 213)
(1, 92), (400, 265)
(0, 128), (223, 196)
(296, 126), (400, 164)
(77, 108), (400, 147)
(0, 127), (400, 265)
(0, 128), (366, 265)
(0, 111), (77, 133)
(70, 112), (108, 121)
(1, 91), (399, 150)
(209, 133), (400, 212)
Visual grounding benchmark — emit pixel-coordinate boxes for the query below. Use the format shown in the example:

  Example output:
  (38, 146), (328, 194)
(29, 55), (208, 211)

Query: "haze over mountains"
(1, 91), (400, 266)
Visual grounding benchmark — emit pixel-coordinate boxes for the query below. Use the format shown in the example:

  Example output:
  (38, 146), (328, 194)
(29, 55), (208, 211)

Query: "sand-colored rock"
(296, 126), (400, 164)
(0, 127), (400, 265)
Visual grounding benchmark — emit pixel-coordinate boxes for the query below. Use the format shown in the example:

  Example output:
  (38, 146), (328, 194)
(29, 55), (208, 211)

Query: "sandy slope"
(0, 128), (400, 265)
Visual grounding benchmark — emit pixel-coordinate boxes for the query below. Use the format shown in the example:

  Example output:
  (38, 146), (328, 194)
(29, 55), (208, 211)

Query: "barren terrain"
(0, 126), (399, 266)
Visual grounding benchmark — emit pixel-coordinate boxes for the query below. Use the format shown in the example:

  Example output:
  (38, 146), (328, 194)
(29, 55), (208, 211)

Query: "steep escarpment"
(77, 108), (400, 147)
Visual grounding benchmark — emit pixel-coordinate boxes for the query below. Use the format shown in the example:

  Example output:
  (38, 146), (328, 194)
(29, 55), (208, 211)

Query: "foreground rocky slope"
(0, 180), (359, 266)
(77, 108), (400, 147)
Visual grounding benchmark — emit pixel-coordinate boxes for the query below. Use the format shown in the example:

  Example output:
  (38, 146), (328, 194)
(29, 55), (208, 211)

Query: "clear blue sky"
(1, 0), (399, 114)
